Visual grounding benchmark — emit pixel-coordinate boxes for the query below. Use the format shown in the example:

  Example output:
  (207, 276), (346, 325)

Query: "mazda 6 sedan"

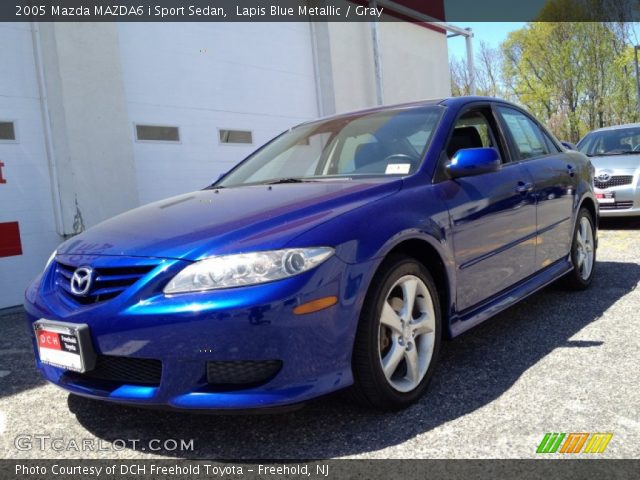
(25, 96), (597, 412)
(577, 123), (640, 216)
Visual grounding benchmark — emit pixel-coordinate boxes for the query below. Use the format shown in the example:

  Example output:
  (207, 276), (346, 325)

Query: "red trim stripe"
(0, 222), (22, 258)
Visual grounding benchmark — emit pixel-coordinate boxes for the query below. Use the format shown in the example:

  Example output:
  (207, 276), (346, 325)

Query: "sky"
(447, 21), (640, 62)
(447, 22), (526, 61)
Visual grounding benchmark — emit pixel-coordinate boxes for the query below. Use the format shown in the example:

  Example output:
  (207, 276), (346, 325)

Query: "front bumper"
(24, 254), (372, 410)
(595, 173), (640, 217)
(598, 205), (640, 217)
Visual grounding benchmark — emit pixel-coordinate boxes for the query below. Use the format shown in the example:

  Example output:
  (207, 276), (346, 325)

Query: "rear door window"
(496, 107), (550, 160)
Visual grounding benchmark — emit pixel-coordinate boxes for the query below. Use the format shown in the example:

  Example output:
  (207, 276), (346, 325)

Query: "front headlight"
(163, 247), (334, 294)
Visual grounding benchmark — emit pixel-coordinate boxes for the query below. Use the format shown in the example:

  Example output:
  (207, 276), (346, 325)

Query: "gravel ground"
(1, 217), (639, 460)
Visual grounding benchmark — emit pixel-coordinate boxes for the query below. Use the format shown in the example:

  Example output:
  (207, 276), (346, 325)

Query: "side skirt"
(448, 257), (573, 338)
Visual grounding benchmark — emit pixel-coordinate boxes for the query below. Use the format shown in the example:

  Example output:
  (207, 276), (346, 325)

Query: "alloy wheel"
(576, 216), (594, 280)
(378, 274), (436, 393)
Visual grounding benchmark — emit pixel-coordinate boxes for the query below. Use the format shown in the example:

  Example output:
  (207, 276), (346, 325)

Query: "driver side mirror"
(446, 148), (501, 179)
(560, 141), (576, 150)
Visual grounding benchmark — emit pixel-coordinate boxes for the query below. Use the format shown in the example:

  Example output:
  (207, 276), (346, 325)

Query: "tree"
(449, 56), (472, 96)
(476, 41), (503, 98)
(449, 3), (640, 142)
(501, 20), (639, 142)
(449, 41), (505, 98)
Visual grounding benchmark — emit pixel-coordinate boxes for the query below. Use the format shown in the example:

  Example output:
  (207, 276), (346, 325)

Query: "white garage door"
(0, 24), (60, 309)
(117, 22), (319, 205)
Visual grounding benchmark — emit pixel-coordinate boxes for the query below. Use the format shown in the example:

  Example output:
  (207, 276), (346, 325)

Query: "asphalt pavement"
(1, 217), (639, 459)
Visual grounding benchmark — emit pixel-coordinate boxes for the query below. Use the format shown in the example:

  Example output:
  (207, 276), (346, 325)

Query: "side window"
(542, 132), (561, 153)
(496, 107), (549, 160)
(446, 111), (499, 160)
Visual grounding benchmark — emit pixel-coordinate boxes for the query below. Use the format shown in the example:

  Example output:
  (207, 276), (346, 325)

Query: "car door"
(495, 106), (576, 270)
(440, 106), (537, 312)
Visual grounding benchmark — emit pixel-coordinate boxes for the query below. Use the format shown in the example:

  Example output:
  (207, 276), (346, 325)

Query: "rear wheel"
(350, 255), (442, 410)
(562, 208), (596, 289)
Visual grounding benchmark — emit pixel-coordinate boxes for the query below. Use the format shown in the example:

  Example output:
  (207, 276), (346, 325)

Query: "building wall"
(324, 21), (450, 113)
(38, 23), (139, 233)
(0, 23), (61, 308)
(326, 22), (378, 113)
(380, 22), (451, 104)
(117, 23), (319, 205)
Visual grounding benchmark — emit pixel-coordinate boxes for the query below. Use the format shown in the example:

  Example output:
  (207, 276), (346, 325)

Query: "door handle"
(567, 164), (575, 177)
(515, 181), (534, 194)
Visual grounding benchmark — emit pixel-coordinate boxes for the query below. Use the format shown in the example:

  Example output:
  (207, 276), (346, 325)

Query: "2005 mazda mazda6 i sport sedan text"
(25, 97), (598, 412)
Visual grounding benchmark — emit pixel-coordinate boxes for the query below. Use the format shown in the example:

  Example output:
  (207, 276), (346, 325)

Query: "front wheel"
(350, 255), (442, 410)
(562, 208), (596, 289)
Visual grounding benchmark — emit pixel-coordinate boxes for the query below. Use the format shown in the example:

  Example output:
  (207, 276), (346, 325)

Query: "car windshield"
(577, 126), (640, 156)
(215, 105), (444, 187)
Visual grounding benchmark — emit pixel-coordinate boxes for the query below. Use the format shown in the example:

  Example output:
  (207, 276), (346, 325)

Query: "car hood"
(589, 154), (640, 172)
(57, 180), (402, 261)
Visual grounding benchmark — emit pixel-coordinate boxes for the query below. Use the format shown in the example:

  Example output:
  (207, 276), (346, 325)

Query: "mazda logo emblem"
(70, 267), (93, 297)
(597, 172), (611, 182)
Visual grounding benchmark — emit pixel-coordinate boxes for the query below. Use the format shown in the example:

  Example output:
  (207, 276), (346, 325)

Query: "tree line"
(450, 21), (640, 143)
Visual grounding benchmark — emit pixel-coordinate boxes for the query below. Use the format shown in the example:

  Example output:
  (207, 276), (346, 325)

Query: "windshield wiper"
(264, 178), (313, 185)
(211, 177), (349, 188)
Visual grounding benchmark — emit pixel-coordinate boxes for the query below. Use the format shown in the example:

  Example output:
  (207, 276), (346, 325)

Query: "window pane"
(219, 129), (252, 144)
(136, 125), (179, 142)
(497, 108), (548, 160)
(0, 122), (16, 141)
(244, 132), (327, 181)
(446, 111), (498, 160)
(217, 105), (443, 187)
(578, 126), (640, 155)
(407, 130), (430, 152)
(337, 133), (377, 174)
(543, 132), (561, 153)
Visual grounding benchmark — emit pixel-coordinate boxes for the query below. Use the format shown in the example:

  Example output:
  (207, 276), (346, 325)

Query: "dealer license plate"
(33, 320), (96, 372)
(596, 192), (615, 204)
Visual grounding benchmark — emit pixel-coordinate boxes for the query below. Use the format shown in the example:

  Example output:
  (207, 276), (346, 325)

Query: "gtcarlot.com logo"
(14, 434), (194, 452)
(536, 432), (613, 454)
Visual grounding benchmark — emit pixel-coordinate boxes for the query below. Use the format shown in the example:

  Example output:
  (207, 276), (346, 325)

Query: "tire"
(562, 207), (596, 290)
(349, 254), (442, 410)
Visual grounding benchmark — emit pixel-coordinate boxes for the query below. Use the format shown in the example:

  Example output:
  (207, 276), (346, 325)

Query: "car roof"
(588, 123), (640, 133)
(294, 96), (518, 128)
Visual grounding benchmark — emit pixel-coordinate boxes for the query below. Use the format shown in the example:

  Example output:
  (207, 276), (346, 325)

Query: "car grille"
(594, 175), (633, 189)
(599, 201), (633, 210)
(206, 360), (282, 389)
(66, 355), (162, 386)
(55, 262), (156, 305)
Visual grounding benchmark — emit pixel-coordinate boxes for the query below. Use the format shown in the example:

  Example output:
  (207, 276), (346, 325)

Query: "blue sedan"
(25, 97), (597, 411)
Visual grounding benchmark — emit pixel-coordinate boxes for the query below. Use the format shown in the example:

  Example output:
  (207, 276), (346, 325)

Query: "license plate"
(596, 192), (615, 204)
(33, 320), (96, 372)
